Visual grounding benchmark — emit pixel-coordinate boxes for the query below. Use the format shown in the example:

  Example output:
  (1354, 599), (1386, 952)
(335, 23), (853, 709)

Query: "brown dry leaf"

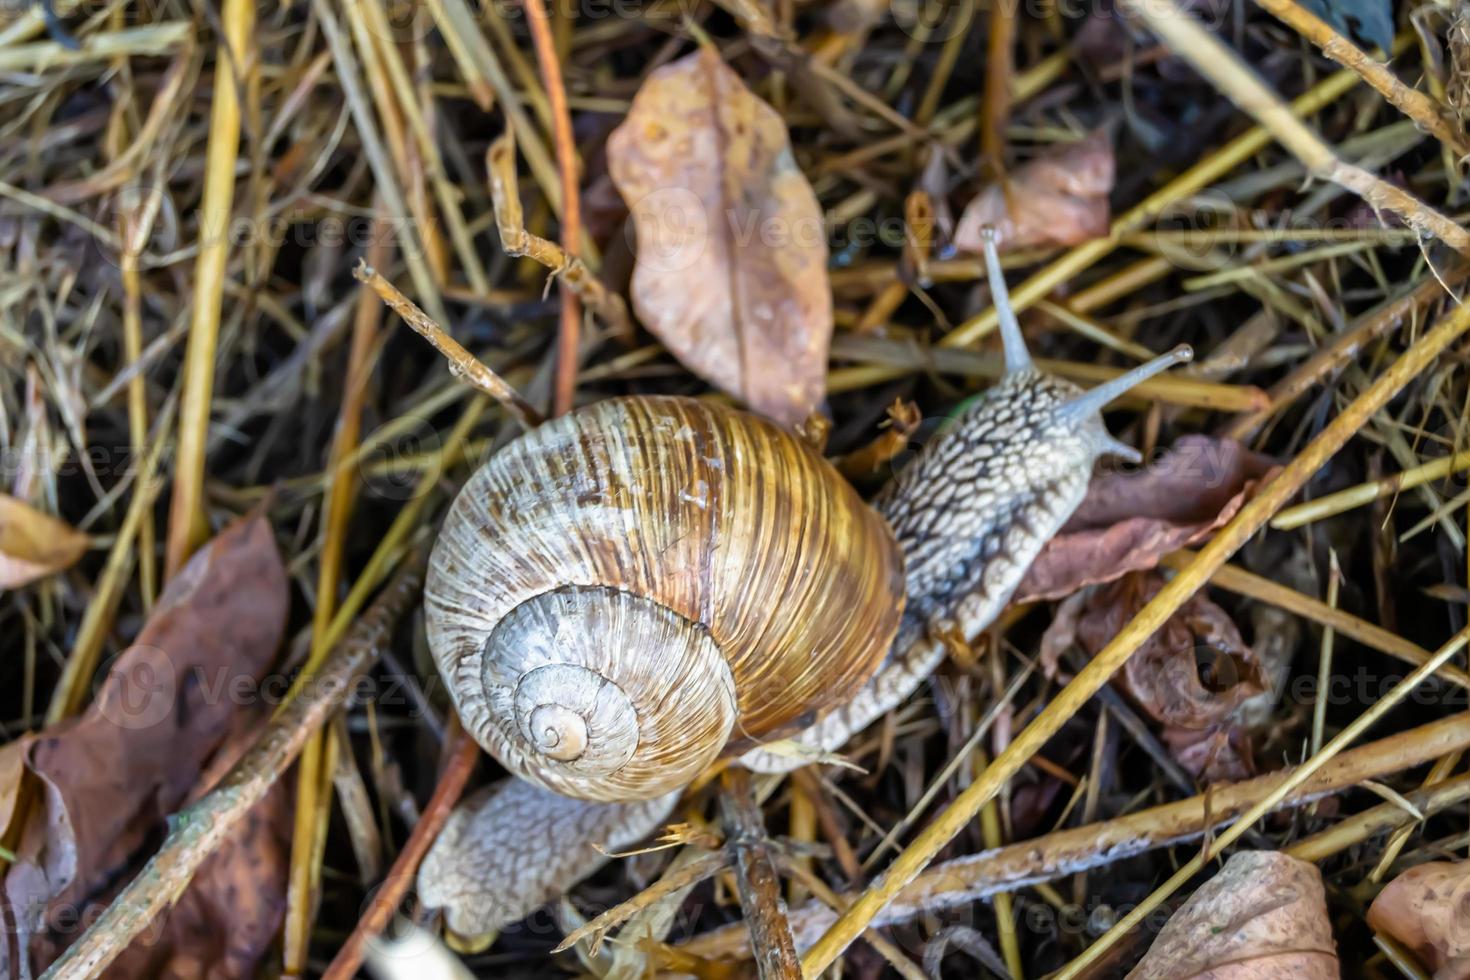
(1162, 724), (1255, 784)
(1016, 435), (1278, 603)
(0, 736), (32, 842)
(87, 720), (292, 980)
(1129, 851), (1338, 979)
(607, 47), (832, 428)
(0, 493), (88, 589)
(1041, 571), (1264, 782)
(953, 131), (1115, 253)
(1, 513), (289, 977)
(1368, 861), (1470, 978)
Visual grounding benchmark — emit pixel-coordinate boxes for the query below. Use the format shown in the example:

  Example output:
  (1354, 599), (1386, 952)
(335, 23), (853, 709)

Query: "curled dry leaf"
(1129, 851), (1338, 979)
(0, 513), (289, 977)
(0, 493), (88, 589)
(953, 131), (1115, 253)
(1367, 861), (1470, 979)
(419, 778), (680, 943)
(1041, 571), (1264, 782)
(607, 47), (833, 428)
(1016, 435), (1278, 603)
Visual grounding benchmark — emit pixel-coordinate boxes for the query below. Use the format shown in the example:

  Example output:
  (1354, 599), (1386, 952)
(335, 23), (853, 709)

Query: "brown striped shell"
(426, 395), (906, 802)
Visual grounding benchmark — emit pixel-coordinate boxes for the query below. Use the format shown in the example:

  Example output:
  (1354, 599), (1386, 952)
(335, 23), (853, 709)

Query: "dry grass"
(3, 0), (1470, 977)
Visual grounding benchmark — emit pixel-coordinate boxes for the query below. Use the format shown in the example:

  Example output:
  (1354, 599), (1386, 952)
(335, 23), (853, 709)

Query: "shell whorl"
(481, 586), (737, 799)
(426, 396), (905, 802)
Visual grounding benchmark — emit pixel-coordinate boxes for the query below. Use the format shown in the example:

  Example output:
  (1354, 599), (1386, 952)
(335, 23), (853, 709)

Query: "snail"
(423, 391), (908, 802)
(419, 235), (1192, 936)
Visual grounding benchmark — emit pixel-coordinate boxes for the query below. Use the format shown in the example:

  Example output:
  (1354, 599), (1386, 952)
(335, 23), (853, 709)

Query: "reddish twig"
(522, 0), (582, 417)
(322, 730), (480, 980)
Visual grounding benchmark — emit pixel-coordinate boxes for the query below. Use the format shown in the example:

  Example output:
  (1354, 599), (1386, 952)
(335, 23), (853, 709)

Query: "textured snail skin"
(425, 395), (906, 802)
(742, 371), (1104, 772)
(419, 778), (680, 939)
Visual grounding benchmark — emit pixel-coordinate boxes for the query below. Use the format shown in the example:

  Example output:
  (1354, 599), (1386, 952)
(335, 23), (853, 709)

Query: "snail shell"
(426, 395), (906, 802)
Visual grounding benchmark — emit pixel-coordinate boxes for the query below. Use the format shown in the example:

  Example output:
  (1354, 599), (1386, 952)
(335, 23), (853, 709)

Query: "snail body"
(421, 234), (1192, 936)
(745, 245), (1190, 768)
(426, 395), (906, 802)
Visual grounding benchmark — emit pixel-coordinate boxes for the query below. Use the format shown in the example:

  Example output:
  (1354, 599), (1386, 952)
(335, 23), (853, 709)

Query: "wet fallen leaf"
(953, 131), (1115, 253)
(1129, 851), (1338, 979)
(1041, 571), (1264, 782)
(1367, 861), (1470, 979)
(607, 47), (832, 428)
(1016, 435), (1278, 603)
(0, 493), (88, 589)
(1, 513), (289, 976)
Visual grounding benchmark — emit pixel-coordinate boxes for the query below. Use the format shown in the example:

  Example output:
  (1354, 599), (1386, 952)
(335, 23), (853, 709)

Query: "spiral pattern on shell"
(426, 396), (905, 802)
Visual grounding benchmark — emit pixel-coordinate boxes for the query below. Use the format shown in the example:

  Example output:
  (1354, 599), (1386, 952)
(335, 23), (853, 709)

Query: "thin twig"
(1272, 449), (1470, 529)
(0, 22), (192, 70)
(555, 849), (731, 955)
(486, 133), (633, 340)
(1289, 771), (1470, 863)
(1366, 749), (1463, 882)
(829, 334), (1268, 411)
(521, 0), (584, 417)
(721, 768), (801, 980)
(323, 729), (480, 980)
(775, 856), (926, 980)
(353, 260), (543, 429)
(1253, 0), (1470, 157)
(115, 181), (162, 610)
